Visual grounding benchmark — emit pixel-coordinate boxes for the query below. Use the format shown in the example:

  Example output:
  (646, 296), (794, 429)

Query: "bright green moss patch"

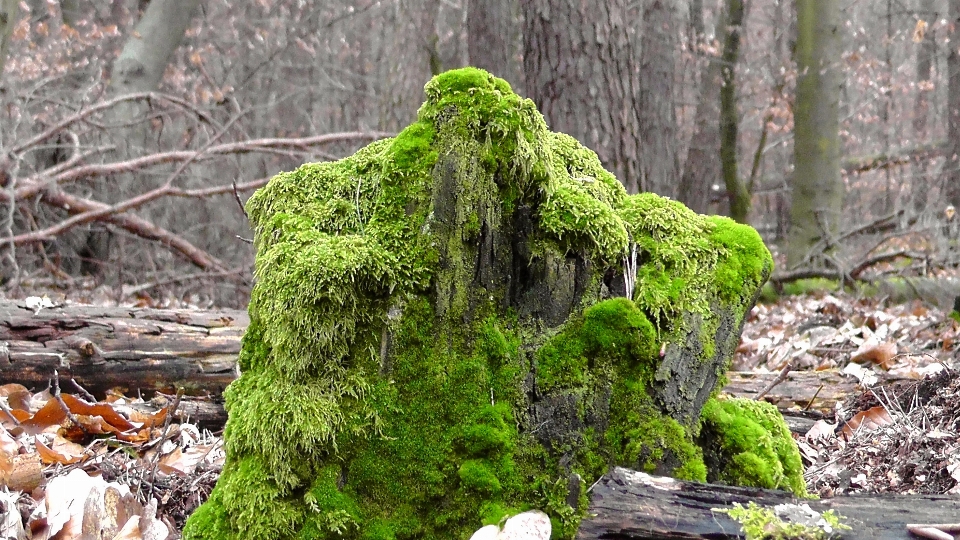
(184, 67), (778, 540)
(720, 502), (850, 540)
(700, 397), (809, 497)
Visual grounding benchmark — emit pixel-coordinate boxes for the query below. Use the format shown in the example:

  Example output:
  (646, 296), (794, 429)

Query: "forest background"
(0, 0), (957, 308)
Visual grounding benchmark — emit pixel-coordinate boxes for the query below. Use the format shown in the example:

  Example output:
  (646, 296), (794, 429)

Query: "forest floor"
(0, 284), (958, 539)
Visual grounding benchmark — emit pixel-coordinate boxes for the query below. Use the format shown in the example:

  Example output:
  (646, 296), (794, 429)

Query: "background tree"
(520, 0), (643, 192)
(945, 0), (960, 210)
(467, 0), (523, 93)
(787, 0), (843, 269)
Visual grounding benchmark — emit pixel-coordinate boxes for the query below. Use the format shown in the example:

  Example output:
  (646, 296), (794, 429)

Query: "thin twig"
(755, 359), (794, 401)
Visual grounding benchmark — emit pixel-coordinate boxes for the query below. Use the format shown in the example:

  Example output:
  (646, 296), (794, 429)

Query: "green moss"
(185, 67), (776, 540)
(721, 502), (850, 540)
(700, 397), (809, 497)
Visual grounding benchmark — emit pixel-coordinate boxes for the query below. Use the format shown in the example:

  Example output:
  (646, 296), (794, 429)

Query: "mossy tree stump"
(183, 68), (800, 540)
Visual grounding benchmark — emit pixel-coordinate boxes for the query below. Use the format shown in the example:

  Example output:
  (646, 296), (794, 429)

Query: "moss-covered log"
(184, 68), (788, 540)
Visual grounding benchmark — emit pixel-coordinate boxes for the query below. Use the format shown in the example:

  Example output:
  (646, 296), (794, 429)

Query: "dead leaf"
(850, 338), (898, 369)
(35, 436), (86, 465)
(841, 406), (894, 440)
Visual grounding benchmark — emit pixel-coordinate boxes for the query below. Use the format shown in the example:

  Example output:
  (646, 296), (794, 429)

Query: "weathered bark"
(677, 1), (720, 215)
(787, 0), (843, 268)
(578, 467), (960, 540)
(378, 0), (440, 130)
(0, 0), (19, 82)
(467, 0), (522, 93)
(636, 0), (681, 197)
(0, 301), (245, 397)
(945, 0), (960, 210)
(720, 0), (750, 223)
(521, 0), (643, 192)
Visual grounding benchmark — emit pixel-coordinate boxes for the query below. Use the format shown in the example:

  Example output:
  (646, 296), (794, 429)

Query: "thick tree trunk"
(787, 0), (843, 268)
(578, 467), (960, 539)
(636, 0), (681, 197)
(677, 2), (720, 215)
(0, 301), (245, 397)
(521, 0), (643, 192)
(467, 0), (522, 93)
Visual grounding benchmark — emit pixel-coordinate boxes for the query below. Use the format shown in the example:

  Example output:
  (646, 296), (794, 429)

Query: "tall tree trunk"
(787, 0), (843, 269)
(467, 0), (523, 93)
(0, 0), (18, 78)
(944, 0), (960, 211)
(912, 0), (936, 213)
(678, 0), (719, 215)
(636, 0), (681, 197)
(521, 0), (643, 192)
(720, 0), (750, 223)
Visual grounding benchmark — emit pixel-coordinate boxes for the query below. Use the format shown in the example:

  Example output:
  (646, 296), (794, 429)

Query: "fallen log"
(0, 300), (246, 397)
(0, 301), (889, 429)
(579, 467), (960, 539)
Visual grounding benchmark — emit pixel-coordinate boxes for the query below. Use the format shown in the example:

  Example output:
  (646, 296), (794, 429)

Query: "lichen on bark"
(183, 68), (786, 540)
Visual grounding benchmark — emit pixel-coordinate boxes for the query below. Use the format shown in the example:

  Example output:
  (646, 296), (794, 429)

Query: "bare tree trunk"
(787, 0), (843, 269)
(521, 0), (643, 192)
(720, 0), (750, 223)
(678, 0), (720, 214)
(636, 0), (681, 197)
(944, 0), (960, 211)
(0, 0), (18, 77)
(378, 0), (440, 131)
(467, 0), (523, 93)
(912, 0), (936, 214)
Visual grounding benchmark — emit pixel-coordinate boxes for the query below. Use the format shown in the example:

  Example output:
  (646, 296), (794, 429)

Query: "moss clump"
(184, 67), (779, 540)
(721, 502), (850, 540)
(700, 397), (809, 497)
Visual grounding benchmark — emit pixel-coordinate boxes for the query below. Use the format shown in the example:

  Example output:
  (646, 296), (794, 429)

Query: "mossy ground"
(183, 68), (788, 540)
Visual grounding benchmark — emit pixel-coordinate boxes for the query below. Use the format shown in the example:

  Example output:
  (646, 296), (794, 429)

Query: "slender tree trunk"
(912, 0), (936, 214)
(787, 0), (843, 269)
(521, 0), (643, 192)
(678, 0), (719, 215)
(636, 0), (681, 197)
(944, 0), (960, 211)
(378, 0), (440, 131)
(0, 0), (18, 78)
(720, 0), (750, 223)
(467, 0), (523, 93)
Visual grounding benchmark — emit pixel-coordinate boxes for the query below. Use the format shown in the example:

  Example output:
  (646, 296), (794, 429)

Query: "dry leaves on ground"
(0, 382), (223, 539)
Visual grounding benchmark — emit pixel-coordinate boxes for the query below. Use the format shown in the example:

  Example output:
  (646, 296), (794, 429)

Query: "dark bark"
(911, 0), (936, 213)
(467, 0), (523, 93)
(521, 0), (643, 192)
(578, 467), (960, 539)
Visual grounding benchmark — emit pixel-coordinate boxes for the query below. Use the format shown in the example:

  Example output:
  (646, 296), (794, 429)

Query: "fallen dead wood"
(0, 300), (246, 399)
(578, 467), (960, 539)
(0, 301), (898, 429)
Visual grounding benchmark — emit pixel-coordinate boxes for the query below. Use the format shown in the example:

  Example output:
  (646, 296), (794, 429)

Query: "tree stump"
(183, 68), (778, 540)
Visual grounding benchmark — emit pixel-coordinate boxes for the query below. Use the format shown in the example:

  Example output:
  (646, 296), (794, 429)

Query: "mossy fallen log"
(579, 467), (960, 539)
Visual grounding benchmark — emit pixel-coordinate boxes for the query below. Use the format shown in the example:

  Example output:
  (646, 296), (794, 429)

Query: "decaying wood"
(0, 300), (246, 398)
(0, 301), (895, 428)
(578, 467), (960, 540)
